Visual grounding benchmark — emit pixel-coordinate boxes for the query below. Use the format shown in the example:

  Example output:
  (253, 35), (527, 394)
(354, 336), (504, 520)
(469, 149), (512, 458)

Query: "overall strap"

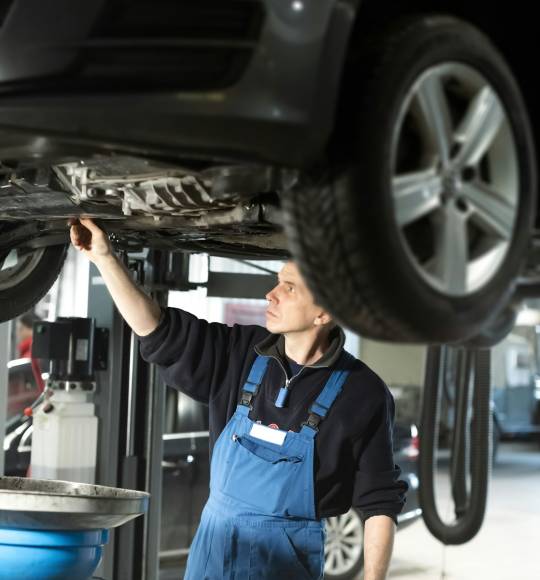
(237, 355), (270, 416)
(300, 352), (355, 437)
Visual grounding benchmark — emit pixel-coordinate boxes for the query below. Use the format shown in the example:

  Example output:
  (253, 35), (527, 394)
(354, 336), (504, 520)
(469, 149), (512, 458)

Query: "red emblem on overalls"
(268, 423), (280, 430)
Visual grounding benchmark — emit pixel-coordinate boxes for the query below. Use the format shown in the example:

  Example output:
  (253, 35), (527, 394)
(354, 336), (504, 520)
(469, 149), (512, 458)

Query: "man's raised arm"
(69, 217), (161, 336)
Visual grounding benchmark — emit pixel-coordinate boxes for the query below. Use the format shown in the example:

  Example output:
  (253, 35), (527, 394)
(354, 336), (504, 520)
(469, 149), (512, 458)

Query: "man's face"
(265, 261), (330, 334)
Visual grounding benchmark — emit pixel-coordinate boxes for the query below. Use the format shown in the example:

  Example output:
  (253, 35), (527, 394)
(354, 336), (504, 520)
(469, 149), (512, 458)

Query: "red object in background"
(18, 337), (32, 358)
(404, 433), (420, 459)
(18, 337), (45, 393)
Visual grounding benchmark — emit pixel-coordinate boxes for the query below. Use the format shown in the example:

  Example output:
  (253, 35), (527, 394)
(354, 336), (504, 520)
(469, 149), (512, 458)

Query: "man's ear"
(314, 312), (333, 327)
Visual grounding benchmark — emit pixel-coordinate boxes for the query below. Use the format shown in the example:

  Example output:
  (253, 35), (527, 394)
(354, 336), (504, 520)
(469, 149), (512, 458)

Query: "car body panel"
(0, 0), (356, 166)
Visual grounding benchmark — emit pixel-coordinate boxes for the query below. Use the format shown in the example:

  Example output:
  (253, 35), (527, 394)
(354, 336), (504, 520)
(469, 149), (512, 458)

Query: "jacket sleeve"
(136, 306), (263, 405)
(351, 387), (409, 526)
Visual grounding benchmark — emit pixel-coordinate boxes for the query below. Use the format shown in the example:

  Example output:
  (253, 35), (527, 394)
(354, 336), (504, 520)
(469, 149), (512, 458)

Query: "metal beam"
(87, 263), (128, 580)
(0, 321), (10, 476)
(206, 271), (274, 299)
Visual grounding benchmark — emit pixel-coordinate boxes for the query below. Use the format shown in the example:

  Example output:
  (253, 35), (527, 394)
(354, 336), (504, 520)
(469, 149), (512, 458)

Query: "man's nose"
(266, 286), (278, 303)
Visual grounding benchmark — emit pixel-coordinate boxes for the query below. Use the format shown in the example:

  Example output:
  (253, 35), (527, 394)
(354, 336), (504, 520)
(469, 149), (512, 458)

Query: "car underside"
(0, 146), (292, 259)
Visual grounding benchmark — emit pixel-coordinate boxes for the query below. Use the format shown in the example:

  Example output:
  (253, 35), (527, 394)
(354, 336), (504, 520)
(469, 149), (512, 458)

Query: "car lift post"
(89, 250), (169, 580)
(0, 321), (10, 477)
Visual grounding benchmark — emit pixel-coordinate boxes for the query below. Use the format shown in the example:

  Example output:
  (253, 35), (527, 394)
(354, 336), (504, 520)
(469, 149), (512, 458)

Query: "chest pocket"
(233, 434), (303, 464)
(222, 433), (308, 517)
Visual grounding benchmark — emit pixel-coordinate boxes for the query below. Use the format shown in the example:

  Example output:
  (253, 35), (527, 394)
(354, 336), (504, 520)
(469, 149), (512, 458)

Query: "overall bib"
(184, 354), (352, 580)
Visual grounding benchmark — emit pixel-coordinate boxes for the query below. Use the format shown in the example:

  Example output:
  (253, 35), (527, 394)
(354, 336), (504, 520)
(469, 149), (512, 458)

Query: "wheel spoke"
(342, 518), (361, 536)
(340, 542), (357, 560)
(461, 182), (516, 240)
(326, 549), (337, 569)
(415, 72), (454, 168)
(393, 169), (442, 227)
(341, 535), (362, 547)
(335, 548), (347, 571)
(325, 517), (337, 532)
(432, 205), (469, 293)
(453, 85), (504, 169)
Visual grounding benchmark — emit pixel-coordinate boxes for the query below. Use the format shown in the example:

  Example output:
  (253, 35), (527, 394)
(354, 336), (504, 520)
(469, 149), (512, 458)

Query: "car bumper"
(0, 0), (356, 167)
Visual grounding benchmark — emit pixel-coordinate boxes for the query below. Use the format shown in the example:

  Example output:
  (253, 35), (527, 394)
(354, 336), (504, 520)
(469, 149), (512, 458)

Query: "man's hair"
(19, 311), (41, 330)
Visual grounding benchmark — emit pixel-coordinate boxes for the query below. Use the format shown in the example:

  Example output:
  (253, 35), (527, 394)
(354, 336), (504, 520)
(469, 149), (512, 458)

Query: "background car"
(3, 364), (421, 580)
(0, 2), (538, 345)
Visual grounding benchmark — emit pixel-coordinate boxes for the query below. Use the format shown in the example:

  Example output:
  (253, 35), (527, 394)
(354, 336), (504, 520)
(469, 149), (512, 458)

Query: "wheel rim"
(324, 509), (364, 576)
(391, 62), (520, 296)
(0, 248), (46, 291)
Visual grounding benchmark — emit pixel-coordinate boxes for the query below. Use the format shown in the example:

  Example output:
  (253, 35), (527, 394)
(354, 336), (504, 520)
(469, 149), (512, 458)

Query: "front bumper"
(0, 0), (356, 167)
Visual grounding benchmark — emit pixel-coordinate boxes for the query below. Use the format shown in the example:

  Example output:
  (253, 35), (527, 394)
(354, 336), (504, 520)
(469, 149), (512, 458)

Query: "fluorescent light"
(516, 308), (540, 326)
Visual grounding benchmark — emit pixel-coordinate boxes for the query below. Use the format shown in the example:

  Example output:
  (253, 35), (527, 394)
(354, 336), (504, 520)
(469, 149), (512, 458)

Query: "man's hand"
(69, 217), (113, 264)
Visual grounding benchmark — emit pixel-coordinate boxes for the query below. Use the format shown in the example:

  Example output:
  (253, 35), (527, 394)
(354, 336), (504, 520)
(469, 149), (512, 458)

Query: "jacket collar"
(254, 326), (346, 369)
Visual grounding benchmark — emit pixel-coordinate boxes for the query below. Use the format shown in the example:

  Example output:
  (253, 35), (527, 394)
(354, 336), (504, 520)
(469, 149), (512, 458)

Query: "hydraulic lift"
(89, 250), (170, 580)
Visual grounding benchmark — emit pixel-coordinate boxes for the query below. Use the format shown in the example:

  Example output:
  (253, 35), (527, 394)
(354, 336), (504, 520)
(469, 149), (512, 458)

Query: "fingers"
(68, 217), (109, 256)
(69, 225), (78, 246)
(78, 217), (101, 234)
(69, 219), (91, 251)
(70, 226), (88, 250)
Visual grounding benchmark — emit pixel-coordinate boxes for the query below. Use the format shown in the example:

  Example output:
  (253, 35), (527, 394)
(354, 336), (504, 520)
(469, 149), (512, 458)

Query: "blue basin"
(0, 477), (150, 580)
(0, 528), (110, 580)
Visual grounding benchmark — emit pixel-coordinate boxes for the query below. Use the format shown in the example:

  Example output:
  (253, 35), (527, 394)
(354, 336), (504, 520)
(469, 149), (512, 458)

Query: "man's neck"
(283, 328), (331, 366)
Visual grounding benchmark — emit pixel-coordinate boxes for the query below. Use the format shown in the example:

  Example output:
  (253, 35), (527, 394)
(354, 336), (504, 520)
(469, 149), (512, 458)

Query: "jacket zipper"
(271, 356), (313, 407)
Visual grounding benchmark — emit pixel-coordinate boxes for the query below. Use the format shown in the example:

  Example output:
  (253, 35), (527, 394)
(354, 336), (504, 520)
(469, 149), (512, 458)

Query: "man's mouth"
(266, 310), (278, 318)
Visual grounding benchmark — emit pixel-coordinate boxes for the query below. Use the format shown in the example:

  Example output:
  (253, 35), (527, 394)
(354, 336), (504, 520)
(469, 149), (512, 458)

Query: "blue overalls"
(184, 353), (353, 580)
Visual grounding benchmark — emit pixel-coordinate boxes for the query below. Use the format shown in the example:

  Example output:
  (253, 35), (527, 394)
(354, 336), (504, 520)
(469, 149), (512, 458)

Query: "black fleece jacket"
(138, 307), (409, 525)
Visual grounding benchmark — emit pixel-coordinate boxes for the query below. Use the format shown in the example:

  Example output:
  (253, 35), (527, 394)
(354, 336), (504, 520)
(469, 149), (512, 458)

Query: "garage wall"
(55, 246), (90, 318)
(359, 339), (426, 387)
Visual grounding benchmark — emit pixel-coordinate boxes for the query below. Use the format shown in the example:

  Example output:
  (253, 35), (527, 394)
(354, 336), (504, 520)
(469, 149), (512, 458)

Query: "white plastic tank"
(31, 390), (98, 484)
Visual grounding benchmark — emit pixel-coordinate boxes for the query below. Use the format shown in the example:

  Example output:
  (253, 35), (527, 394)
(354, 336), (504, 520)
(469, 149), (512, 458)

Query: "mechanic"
(70, 217), (409, 580)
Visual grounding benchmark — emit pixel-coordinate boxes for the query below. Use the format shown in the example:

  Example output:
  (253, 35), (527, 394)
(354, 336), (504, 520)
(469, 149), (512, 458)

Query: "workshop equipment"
(30, 317), (107, 483)
(0, 476), (149, 580)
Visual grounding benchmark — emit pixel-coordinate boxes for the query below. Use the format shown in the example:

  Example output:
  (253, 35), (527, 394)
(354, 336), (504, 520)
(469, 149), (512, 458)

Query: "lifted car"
(0, 1), (538, 343)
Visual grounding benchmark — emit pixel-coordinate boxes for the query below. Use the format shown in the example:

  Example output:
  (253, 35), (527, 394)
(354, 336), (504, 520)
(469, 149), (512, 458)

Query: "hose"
(418, 345), (491, 544)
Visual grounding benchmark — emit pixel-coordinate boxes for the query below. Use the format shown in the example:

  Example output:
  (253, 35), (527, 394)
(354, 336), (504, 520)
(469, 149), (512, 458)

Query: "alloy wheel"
(391, 62), (519, 296)
(0, 248), (46, 291)
(324, 509), (364, 577)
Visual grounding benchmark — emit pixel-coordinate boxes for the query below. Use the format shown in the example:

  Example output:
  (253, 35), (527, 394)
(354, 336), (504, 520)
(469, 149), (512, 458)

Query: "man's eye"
(287, 286), (294, 292)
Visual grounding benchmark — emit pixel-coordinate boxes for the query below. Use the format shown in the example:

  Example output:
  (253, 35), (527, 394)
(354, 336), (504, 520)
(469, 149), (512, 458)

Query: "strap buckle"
(301, 412), (322, 432)
(240, 385), (259, 409)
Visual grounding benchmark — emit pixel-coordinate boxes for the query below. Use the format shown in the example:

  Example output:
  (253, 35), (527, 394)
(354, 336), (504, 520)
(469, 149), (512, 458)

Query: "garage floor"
(160, 440), (540, 580)
(375, 440), (540, 580)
